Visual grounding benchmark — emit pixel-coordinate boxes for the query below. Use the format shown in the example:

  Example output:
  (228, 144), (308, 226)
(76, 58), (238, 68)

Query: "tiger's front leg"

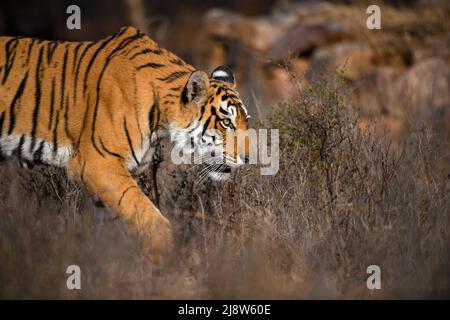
(68, 154), (174, 265)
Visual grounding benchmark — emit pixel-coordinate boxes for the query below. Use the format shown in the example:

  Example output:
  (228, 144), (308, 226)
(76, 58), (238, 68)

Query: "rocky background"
(199, 1), (450, 140)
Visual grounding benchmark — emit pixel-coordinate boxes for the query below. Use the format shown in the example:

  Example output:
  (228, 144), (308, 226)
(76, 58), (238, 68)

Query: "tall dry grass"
(0, 72), (449, 299)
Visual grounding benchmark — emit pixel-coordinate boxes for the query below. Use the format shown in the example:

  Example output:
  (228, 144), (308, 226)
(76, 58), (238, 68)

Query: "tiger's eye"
(222, 119), (231, 126)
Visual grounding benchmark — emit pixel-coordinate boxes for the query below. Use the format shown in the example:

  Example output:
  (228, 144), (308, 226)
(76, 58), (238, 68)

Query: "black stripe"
(0, 111), (5, 137)
(163, 93), (178, 98)
(108, 33), (142, 59)
(73, 42), (96, 79)
(33, 140), (45, 163)
(202, 116), (212, 136)
(92, 137), (105, 157)
(72, 42), (83, 72)
(227, 94), (239, 101)
(198, 105), (206, 122)
(64, 95), (72, 140)
(123, 117), (139, 166)
(130, 48), (161, 60)
(73, 41), (96, 108)
(48, 78), (55, 130)
(136, 62), (164, 71)
(157, 71), (188, 83)
(17, 135), (25, 161)
(30, 45), (44, 152)
(148, 97), (160, 133)
(56, 46), (69, 150)
(8, 72), (29, 135)
(82, 34), (117, 91)
(118, 186), (138, 207)
(169, 58), (185, 66)
(219, 106), (230, 115)
(52, 110), (60, 154)
(25, 39), (36, 65)
(2, 38), (19, 85)
(46, 41), (58, 65)
(123, 44), (141, 56)
(99, 138), (123, 159)
(60, 46), (69, 113)
(71, 44), (92, 146)
(170, 86), (182, 92)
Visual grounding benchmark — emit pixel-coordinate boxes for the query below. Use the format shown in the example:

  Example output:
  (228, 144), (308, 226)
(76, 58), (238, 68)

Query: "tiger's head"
(169, 65), (250, 181)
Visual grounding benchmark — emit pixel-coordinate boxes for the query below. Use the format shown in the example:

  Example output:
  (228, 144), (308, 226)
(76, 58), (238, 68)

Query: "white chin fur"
(208, 171), (231, 181)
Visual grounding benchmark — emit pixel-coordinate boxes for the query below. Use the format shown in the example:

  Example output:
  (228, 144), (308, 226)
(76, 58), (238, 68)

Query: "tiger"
(0, 26), (250, 264)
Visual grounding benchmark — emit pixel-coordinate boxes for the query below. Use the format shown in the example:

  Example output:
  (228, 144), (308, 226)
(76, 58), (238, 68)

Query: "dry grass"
(0, 72), (449, 299)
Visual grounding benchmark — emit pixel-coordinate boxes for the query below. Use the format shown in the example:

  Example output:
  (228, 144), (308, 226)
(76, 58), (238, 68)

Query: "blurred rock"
(261, 58), (310, 101)
(266, 22), (349, 61)
(388, 57), (450, 118)
(412, 36), (450, 64)
(204, 8), (292, 52)
(203, 9), (253, 42)
(310, 42), (375, 81)
(351, 58), (450, 122)
(353, 66), (400, 116)
(204, 1), (337, 54)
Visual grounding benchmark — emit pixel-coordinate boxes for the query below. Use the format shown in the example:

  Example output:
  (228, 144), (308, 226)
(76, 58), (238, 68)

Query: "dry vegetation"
(0, 70), (448, 299)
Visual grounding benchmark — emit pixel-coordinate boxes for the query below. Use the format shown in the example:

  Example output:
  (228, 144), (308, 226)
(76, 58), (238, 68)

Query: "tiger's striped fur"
(0, 26), (250, 263)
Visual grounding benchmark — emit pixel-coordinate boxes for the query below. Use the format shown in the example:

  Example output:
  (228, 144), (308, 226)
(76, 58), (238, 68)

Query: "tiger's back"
(0, 27), (163, 167)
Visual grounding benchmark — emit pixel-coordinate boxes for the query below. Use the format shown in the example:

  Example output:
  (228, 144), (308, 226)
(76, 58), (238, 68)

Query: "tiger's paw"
(142, 214), (175, 266)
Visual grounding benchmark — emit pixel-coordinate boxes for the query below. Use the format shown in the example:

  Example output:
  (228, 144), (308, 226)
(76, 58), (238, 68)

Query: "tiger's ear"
(182, 70), (210, 107)
(211, 65), (236, 88)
